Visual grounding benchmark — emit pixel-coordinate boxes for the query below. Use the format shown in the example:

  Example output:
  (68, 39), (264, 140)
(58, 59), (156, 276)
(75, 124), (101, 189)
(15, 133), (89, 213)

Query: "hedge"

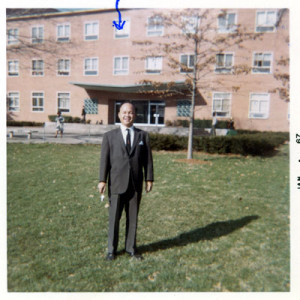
(48, 115), (81, 123)
(170, 119), (229, 129)
(7, 121), (44, 127)
(149, 132), (289, 156)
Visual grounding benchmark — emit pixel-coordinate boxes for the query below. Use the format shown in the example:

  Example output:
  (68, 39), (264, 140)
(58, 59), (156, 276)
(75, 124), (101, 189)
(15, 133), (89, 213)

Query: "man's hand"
(98, 182), (106, 194)
(145, 181), (153, 193)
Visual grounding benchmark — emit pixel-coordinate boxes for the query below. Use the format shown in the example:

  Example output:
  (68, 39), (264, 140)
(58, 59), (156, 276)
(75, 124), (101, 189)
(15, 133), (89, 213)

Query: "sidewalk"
(6, 124), (108, 144)
(6, 123), (226, 144)
(6, 131), (104, 144)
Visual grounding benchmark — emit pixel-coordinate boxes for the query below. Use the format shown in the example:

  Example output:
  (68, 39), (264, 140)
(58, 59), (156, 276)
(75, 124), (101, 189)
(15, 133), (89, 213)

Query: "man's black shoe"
(105, 253), (116, 261)
(126, 251), (143, 260)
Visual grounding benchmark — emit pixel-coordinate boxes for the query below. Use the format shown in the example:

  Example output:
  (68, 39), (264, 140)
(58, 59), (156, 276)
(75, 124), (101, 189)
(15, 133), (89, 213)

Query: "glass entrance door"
(115, 100), (165, 125)
(150, 102), (165, 125)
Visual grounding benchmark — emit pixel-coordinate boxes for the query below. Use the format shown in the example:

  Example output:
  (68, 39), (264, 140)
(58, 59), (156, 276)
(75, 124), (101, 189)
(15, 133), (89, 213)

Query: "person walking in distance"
(54, 110), (64, 138)
(98, 103), (154, 261)
(211, 111), (218, 136)
(81, 105), (86, 123)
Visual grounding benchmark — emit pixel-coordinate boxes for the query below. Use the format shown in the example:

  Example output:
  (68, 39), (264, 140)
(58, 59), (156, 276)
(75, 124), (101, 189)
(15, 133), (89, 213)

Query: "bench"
(8, 129), (39, 139)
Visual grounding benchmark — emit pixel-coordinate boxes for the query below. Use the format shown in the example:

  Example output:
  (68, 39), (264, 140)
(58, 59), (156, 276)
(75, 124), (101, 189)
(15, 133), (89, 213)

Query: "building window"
(32, 60), (44, 76)
(7, 28), (19, 45)
(114, 56), (129, 75)
(57, 23), (70, 42)
(213, 92), (231, 117)
(215, 53), (233, 73)
(249, 93), (270, 119)
(182, 16), (199, 34)
(57, 59), (70, 76)
(180, 54), (195, 73)
(84, 21), (99, 40)
(147, 16), (164, 36)
(8, 60), (19, 76)
(32, 92), (44, 112)
(218, 12), (237, 33)
(8, 92), (20, 111)
(58, 92), (70, 113)
(84, 98), (98, 114)
(177, 100), (191, 117)
(114, 19), (130, 38)
(256, 10), (277, 32)
(146, 56), (162, 74)
(84, 58), (98, 76)
(253, 52), (272, 74)
(32, 26), (44, 43)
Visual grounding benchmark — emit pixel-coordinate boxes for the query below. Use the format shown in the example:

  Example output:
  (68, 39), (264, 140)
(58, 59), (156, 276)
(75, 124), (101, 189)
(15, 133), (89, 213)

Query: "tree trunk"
(187, 33), (198, 160)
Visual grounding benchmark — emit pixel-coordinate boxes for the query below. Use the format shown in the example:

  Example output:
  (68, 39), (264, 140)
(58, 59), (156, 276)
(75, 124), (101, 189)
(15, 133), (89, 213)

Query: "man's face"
(118, 103), (136, 128)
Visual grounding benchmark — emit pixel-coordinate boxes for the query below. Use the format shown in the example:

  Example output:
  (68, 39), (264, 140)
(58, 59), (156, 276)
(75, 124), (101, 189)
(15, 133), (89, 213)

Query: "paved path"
(6, 124), (219, 144)
(6, 131), (103, 144)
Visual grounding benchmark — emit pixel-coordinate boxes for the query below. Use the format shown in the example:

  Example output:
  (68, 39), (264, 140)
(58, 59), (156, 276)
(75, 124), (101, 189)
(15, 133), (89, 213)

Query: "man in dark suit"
(98, 103), (154, 261)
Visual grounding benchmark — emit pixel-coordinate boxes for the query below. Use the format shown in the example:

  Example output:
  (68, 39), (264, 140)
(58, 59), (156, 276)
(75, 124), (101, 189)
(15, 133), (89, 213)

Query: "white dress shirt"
(120, 124), (134, 147)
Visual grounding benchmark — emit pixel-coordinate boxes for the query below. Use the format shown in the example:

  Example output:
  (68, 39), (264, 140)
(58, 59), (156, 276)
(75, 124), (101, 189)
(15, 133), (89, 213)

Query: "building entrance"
(115, 100), (165, 125)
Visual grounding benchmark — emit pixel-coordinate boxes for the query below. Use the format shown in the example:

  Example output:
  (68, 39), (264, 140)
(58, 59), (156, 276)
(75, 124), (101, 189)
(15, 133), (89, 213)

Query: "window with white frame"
(256, 10), (277, 32)
(57, 23), (70, 42)
(114, 56), (129, 75)
(253, 52), (272, 73)
(212, 92), (231, 117)
(57, 92), (70, 113)
(84, 58), (98, 75)
(8, 92), (20, 111)
(146, 56), (162, 74)
(147, 16), (164, 36)
(32, 92), (44, 112)
(8, 60), (19, 76)
(7, 28), (19, 45)
(182, 16), (199, 34)
(84, 21), (99, 40)
(114, 19), (130, 38)
(32, 60), (44, 76)
(180, 54), (195, 73)
(218, 12), (237, 33)
(177, 100), (191, 117)
(249, 93), (270, 119)
(32, 26), (44, 43)
(215, 53), (233, 73)
(57, 59), (70, 76)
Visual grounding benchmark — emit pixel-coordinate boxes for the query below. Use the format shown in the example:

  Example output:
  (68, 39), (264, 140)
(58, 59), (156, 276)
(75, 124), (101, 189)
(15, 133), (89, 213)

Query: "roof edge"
(6, 8), (140, 21)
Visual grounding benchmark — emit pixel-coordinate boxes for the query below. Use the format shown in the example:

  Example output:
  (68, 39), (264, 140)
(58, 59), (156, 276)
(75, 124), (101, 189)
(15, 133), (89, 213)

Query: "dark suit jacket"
(99, 127), (154, 195)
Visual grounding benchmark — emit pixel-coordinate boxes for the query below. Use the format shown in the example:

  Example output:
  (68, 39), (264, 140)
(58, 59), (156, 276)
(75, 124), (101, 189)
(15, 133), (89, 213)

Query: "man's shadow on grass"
(139, 215), (259, 253)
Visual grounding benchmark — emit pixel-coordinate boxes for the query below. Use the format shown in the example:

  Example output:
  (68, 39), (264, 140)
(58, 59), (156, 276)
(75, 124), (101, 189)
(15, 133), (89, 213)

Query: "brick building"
(6, 8), (289, 131)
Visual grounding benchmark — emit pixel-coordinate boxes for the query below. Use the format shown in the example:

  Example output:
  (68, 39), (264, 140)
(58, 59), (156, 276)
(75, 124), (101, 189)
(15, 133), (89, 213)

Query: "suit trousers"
(108, 178), (141, 254)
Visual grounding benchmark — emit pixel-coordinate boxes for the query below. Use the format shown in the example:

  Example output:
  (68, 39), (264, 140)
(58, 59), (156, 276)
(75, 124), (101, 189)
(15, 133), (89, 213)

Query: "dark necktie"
(126, 129), (131, 154)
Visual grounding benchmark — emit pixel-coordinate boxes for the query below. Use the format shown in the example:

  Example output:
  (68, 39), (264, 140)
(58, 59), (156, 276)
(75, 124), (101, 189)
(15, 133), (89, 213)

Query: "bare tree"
(272, 9), (290, 102)
(133, 9), (264, 159)
(6, 9), (84, 73)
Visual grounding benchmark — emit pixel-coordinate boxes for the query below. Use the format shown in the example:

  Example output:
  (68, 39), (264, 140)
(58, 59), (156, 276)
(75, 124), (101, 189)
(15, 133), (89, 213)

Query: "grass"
(7, 143), (290, 292)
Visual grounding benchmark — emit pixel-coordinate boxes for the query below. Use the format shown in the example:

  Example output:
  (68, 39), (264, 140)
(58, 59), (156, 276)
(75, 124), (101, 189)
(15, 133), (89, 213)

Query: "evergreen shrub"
(48, 115), (81, 123)
(176, 119), (228, 129)
(149, 132), (289, 156)
(7, 121), (44, 127)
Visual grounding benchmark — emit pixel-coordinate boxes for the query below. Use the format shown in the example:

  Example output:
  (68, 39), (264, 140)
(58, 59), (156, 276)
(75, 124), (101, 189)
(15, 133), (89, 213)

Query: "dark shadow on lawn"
(139, 215), (259, 254)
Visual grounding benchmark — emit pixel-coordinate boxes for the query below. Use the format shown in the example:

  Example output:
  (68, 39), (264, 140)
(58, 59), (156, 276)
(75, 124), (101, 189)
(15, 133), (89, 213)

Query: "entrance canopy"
(69, 80), (189, 94)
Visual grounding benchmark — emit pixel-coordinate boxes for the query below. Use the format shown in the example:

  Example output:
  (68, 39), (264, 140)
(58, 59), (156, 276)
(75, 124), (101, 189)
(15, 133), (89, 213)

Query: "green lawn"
(7, 143), (290, 292)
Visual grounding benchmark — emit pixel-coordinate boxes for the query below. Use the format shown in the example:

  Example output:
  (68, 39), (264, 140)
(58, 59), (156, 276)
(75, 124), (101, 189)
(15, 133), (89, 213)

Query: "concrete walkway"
(6, 123), (225, 144)
(6, 128), (105, 144)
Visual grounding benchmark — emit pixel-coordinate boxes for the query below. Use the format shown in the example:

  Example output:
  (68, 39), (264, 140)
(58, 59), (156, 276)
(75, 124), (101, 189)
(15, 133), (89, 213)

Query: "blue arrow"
(113, 0), (126, 30)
